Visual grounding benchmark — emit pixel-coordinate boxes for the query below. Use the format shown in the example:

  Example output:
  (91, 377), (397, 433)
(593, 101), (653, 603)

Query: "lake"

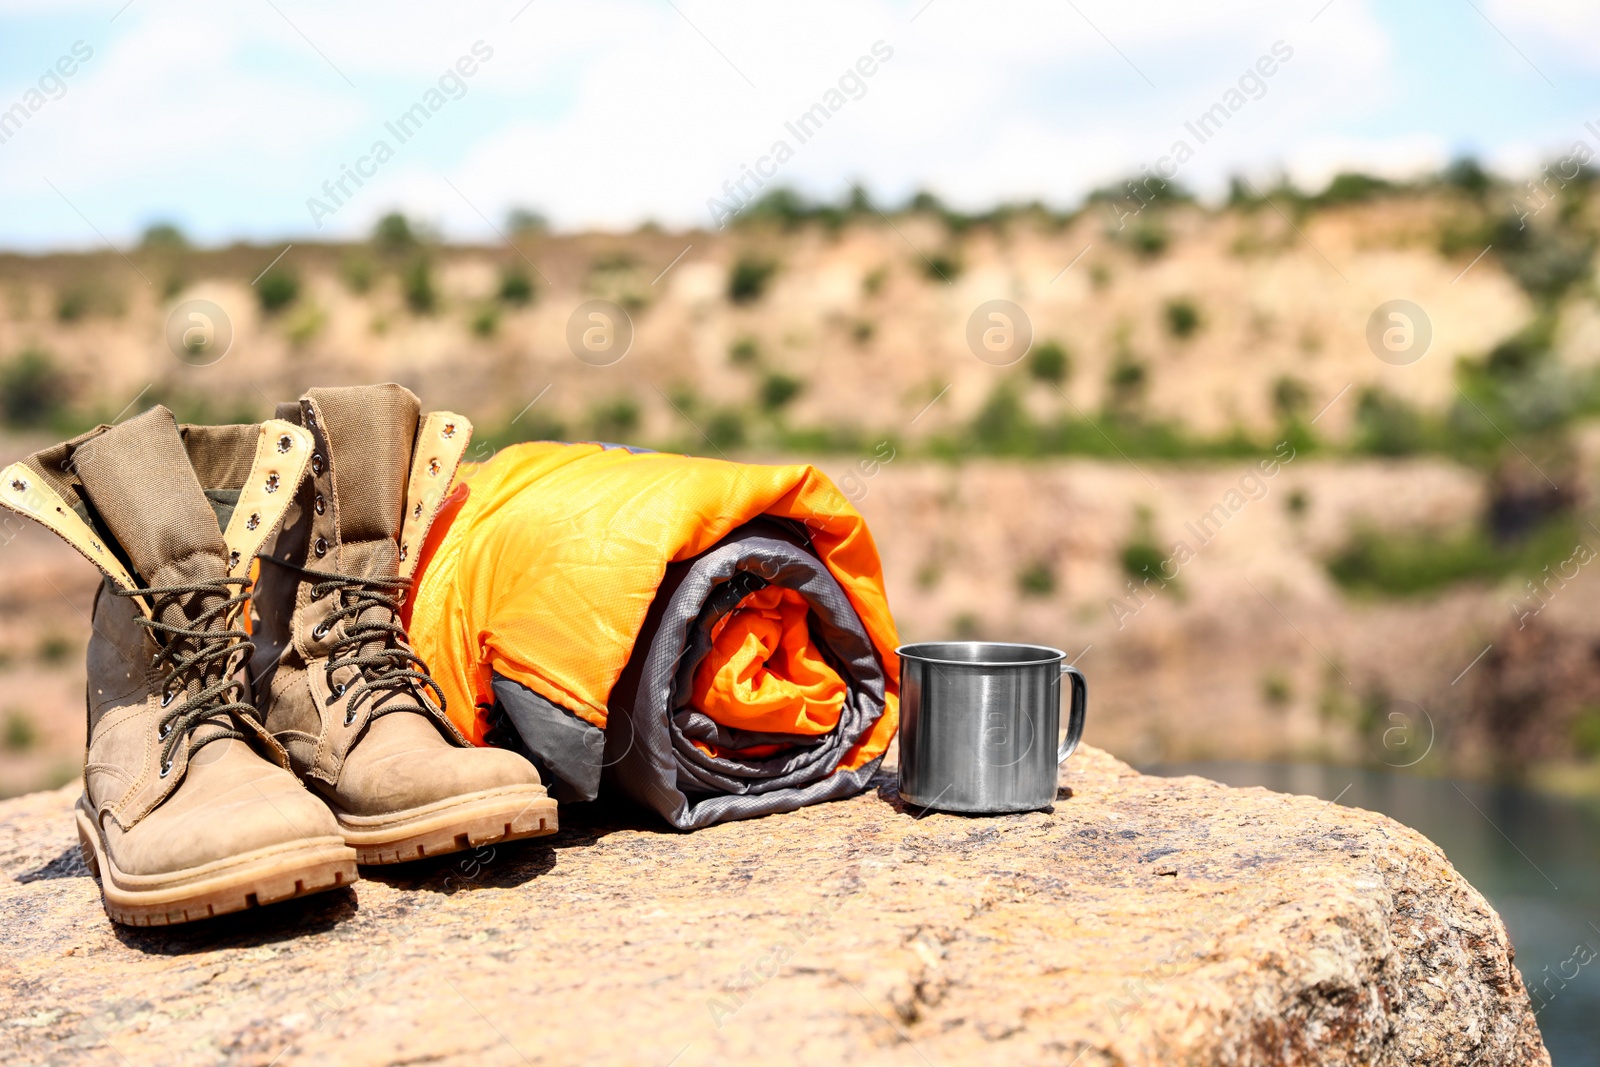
(1145, 762), (1600, 1065)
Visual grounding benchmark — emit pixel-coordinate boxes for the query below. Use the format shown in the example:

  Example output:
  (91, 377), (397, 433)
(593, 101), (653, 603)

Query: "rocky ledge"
(0, 746), (1547, 1066)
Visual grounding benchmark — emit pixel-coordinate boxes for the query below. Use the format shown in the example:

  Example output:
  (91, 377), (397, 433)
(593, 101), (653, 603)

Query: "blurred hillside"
(4, 166), (1600, 798)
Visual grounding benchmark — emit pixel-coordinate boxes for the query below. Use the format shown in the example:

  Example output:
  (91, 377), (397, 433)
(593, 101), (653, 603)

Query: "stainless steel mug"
(896, 642), (1088, 813)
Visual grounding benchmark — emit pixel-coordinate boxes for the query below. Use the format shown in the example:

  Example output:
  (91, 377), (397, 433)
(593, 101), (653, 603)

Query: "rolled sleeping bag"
(403, 441), (899, 829)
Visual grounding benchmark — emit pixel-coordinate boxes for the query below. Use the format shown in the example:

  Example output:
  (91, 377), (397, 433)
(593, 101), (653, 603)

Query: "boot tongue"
(74, 407), (236, 722)
(304, 386), (421, 687)
(305, 384), (419, 577)
(72, 406), (230, 595)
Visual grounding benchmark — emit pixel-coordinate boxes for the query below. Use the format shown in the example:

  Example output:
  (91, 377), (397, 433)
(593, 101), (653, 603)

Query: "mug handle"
(1058, 663), (1088, 763)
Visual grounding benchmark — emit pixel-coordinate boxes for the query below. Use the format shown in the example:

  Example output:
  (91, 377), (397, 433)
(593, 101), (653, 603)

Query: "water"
(1145, 762), (1600, 1065)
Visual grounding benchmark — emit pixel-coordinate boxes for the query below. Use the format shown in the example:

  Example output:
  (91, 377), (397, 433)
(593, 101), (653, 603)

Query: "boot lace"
(112, 578), (256, 778)
(309, 572), (447, 727)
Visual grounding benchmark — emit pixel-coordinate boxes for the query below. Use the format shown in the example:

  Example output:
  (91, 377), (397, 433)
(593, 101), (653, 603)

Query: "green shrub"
(591, 251), (637, 273)
(727, 256), (776, 304)
(1087, 175), (1194, 208)
(1442, 157), (1491, 197)
(971, 384), (1031, 453)
(1016, 560), (1056, 598)
(851, 319), (875, 345)
(1120, 538), (1168, 585)
(1484, 321), (1552, 378)
(1328, 528), (1500, 596)
(1573, 708), (1600, 759)
(1128, 220), (1168, 258)
(861, 267), (887, 297)
(1163, 298), (1201, 339)
(55, 287), (88, 323)
(729, 336), (761, 366)
(341, 253), (375, 293)
(37, 633), (73, 665)
(666, 383), (701, 415)
(403, 257), (437, 314)
(0, 349), (71, 428)
(591, 397), (640, 440)
(498, 266), (535, 306)
(2, 709), (35, 753)
(285, 304), (327, 347)
(256, 269), (300, 314)
(1314, 172), (1393, 206)
(922, 251), (962, 282)
(506, 207), (547, 234)
(1107, 355), (1148, 410)
(1492, 212), (1594, 301)
(1505, 234), (1593, 302)
(374, 212), (417, 253)
(759, 373), (803, 412)
(1226, 176), (1267, 208)
(470, 304), (500, 338)
(1261, 670), (1293, 709)
(1272, 376), (1310, 420)
(706, 409), (747, 449)
(739, 187), (812, 229)
(1353, 388), (1427, 456)
(1326, 517), (1579, 597)
(139, 222), (188, 249)
(1437, 212), (1495, 258)
(1028, 340), (1070, 384)
(55, 280), (121, 322)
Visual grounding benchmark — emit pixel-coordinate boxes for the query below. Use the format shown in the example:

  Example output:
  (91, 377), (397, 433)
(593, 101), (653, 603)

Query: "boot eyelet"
(277, 434), (293, 454)
(314, 621), (330, 639)
(399, 543), (408, 562)
(427, 458), (441, 477)
(265, 473), (281, 494)
(159, 759), (173, 778)
(159, 720), (172, 737)
(229, 549), (241, 568)
(343, 708), (356, 727)
(9, 476), (28, 492)
(311, 453), (325, 475)
(245, 512), (261, 531)
(442, 422), (457, 439)
(160, 691), (175, 708)
(314, 537), (328, 558)
(314, 494), (326, 516)
(412, 503), (423, 519)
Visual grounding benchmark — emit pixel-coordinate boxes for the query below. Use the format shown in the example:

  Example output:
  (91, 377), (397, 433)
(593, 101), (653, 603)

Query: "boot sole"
(331, 786), (559, 865)
(75, 796), (359, 927)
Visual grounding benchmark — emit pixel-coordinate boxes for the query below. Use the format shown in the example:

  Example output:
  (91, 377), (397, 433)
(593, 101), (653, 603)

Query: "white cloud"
(0, 0), (1593, 246)
(1483, 0), (1600, 65)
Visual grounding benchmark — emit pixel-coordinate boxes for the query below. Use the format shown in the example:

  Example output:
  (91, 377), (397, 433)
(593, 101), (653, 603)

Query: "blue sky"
(0, 0), (1596, 249)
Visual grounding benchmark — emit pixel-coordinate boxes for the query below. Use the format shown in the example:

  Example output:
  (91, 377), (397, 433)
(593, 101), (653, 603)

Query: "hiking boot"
(0, 408), (357, 926)
(251, 384), (556, 864)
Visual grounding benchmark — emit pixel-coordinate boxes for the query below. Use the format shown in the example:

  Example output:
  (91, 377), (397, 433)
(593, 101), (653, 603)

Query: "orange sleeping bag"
(405, 441), (899, 828)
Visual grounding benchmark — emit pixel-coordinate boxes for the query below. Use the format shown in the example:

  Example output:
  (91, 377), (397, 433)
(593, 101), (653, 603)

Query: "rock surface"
(0, 746), (1548, 1066)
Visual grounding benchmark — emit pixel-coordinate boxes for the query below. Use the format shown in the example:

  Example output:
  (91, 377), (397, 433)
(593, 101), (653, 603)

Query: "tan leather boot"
(0, 408), (358, 926)
(251, 384), (556, 864)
